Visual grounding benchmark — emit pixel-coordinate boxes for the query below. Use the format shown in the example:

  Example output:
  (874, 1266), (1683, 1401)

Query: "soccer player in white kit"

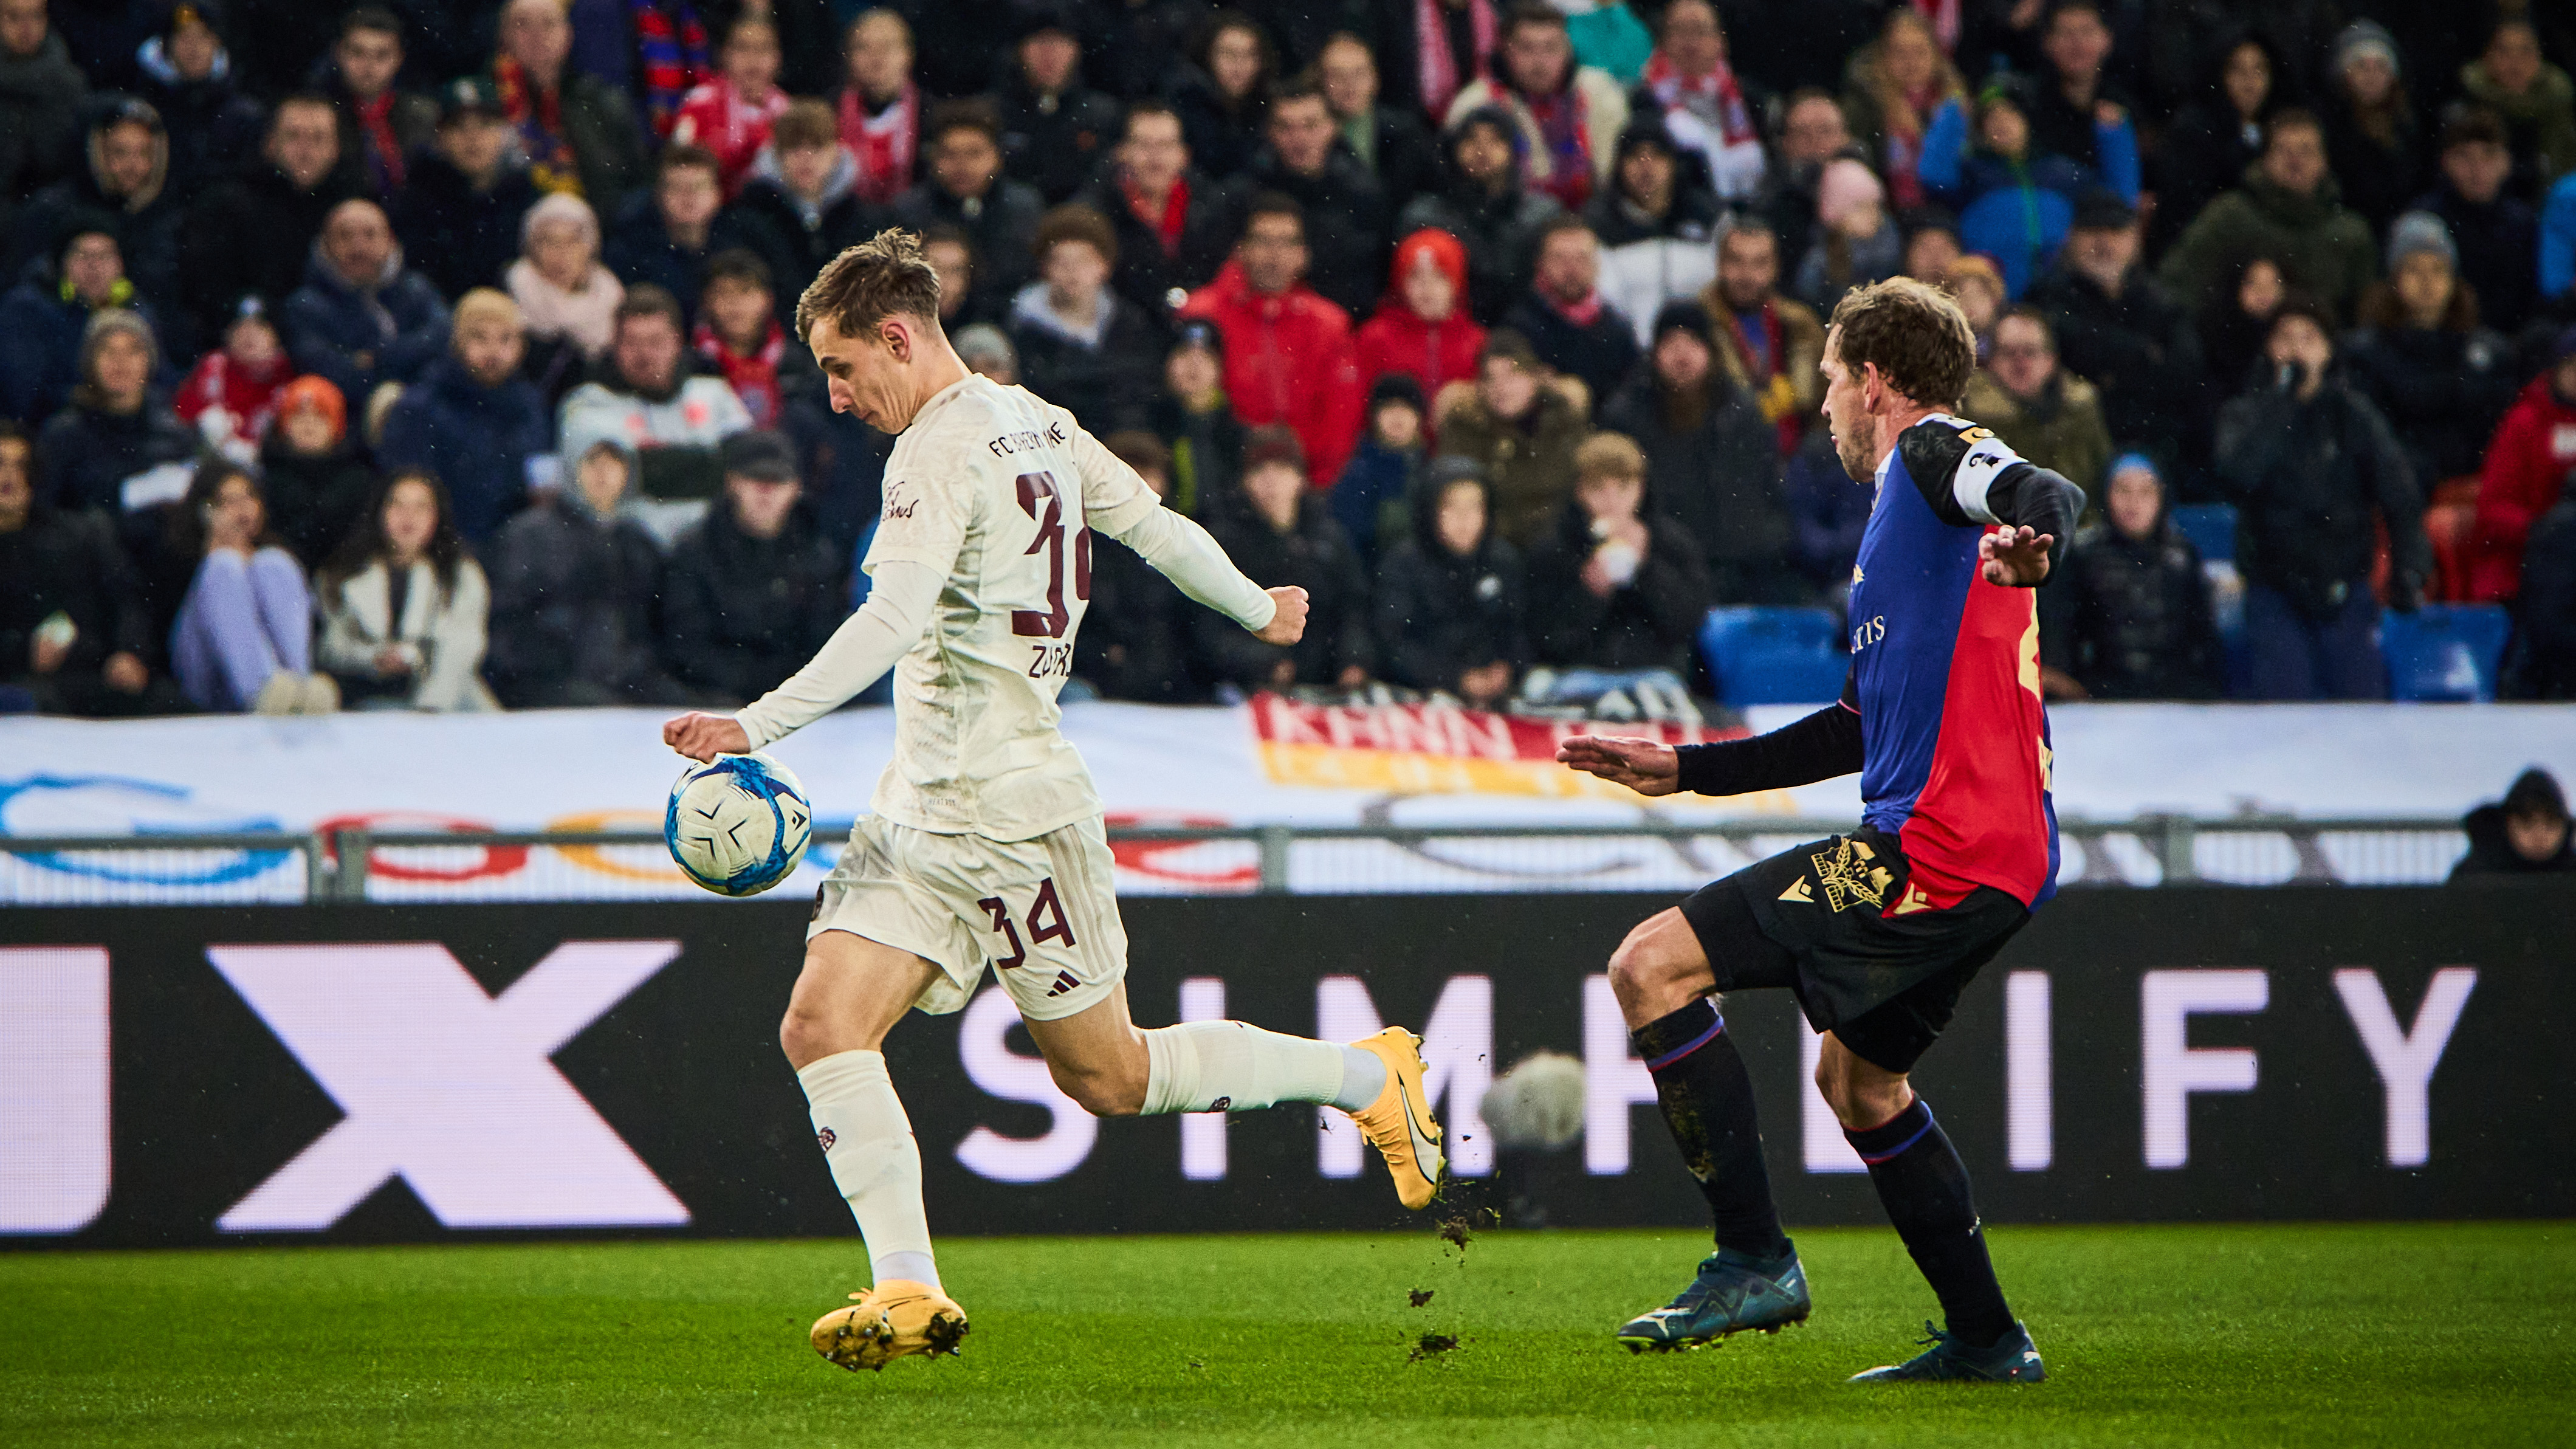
(663, 230), (1446, 1372)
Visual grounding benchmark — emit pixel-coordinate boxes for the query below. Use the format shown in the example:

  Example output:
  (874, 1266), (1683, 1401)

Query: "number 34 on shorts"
(807, 814), (1132, 1022)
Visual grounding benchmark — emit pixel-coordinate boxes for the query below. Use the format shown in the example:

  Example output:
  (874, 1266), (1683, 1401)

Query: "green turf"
(2, 1224), (2570, 1447)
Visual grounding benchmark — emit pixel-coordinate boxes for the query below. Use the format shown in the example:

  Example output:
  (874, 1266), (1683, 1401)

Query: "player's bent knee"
(1607, 910), (1711, 1021)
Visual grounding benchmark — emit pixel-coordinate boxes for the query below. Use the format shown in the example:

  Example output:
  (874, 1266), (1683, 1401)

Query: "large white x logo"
(211, 940), (689, 1232)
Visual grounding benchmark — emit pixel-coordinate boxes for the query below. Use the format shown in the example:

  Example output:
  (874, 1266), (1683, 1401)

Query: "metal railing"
(0, 815), (2474, 906)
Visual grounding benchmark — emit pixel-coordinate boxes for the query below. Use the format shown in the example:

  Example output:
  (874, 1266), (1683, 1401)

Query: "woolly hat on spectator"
(720, 429), (800, 483)
(1943, 254), (2005, 298)
(1815, 159), (1885, 231)
(1010, 0), (1083, 44)
(1241, 423), (1306, 473)
(1367, 371), (1427, 417)
(2330, 20), (2399, 78)
(273, 375), (348, 442)
(2384, 211), (2456, 272)
(2071, 187), (2135, 232)
(1650, 298), (1715, 349)
(1172, 316), (1224, 356)
(1480, 328), (1540, 371)
(439, 77), (507, 126)
(1610, 115), (1681, 167)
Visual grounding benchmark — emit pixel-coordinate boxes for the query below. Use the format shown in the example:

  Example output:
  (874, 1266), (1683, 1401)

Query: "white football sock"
(1139, 1021), (1388, 1115)
(798, 1048), (940, 1292)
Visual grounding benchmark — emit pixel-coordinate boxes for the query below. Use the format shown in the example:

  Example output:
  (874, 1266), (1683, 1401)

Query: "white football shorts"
(808, 813), (1128, 1022)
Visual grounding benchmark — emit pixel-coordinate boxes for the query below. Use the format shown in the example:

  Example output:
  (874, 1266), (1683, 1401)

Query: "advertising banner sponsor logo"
(3, 886), (2567, 1247)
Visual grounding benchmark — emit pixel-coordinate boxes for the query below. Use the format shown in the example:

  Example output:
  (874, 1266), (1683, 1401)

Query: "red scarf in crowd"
(694, 319), (788, 429)
(353, 91), (405, 191)
(631, 0), (713, 138)
(1415, 0), (1497, 117)
(493, 53), (584, 196)
(839, 84), (919, 206)
(1122, 173), (1193, 255)
(1522, 83), (1595, 208)
(1640, 49), (1759, 152)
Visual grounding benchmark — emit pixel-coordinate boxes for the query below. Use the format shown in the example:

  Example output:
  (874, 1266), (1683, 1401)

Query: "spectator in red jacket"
(2470, 328), (2576, 601)
(173, 297), (291, 460)
(1355, 227), (1486, 410)
(1179, 193), (1365, 485)
(670, 14), (791, 198)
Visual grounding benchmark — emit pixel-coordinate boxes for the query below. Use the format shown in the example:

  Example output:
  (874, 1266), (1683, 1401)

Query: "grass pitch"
(3, 1223), (2569, 1447)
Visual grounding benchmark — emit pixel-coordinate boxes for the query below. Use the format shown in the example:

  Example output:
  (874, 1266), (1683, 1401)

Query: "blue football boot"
(1616, 1242), (1810, 1352)
(1847, 1320), (2046, 1383)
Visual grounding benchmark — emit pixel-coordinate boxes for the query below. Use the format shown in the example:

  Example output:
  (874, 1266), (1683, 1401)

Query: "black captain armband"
(1898, 419), (2088, 585)
(1674, 670), (1865, 797)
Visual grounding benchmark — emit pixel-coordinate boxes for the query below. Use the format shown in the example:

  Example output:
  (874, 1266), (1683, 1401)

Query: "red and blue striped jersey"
(1848, 415), (2069, 912)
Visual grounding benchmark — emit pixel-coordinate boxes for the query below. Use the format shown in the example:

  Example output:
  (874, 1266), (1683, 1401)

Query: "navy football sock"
(1846, 1096), (2015, 1348)
(1632, 999), (1791, 1261)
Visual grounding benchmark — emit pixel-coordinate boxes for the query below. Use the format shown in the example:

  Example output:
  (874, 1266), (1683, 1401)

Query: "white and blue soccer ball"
(666, 752), (813, 897)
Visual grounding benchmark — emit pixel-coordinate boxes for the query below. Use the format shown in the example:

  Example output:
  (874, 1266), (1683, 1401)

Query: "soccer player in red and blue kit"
(1559, 277), (2082, 1383)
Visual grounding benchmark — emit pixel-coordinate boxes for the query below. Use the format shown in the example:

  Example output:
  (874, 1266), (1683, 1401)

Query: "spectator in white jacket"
(312, 469), (497, 711)
(555, 284), (753, 547)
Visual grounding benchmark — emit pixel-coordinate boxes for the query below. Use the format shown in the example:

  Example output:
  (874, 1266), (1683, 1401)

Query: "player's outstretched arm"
(660, 560), (944, 760)
(1556, 735), (1681, 795)
(1564, 669), (1866, 798)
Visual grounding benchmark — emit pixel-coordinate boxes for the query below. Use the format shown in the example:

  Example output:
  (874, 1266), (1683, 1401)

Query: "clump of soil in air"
(1409, 1288), (1435, 1308)
(1409, 1333), (1460, 1363)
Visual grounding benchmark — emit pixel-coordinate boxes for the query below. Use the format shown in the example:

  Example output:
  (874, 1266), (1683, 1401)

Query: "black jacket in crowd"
(388, 151), (541, 303)
(2447, 803), (2576, 878)
(2338, 323), (2521, 489)
(1241, 143), (1390, 321)
(2411, 181), (2539, 343)
(892, 174), (1048, 297)
(2214, 371), (2430, 621)
(1396, 174), (1561, 326)
(659, 501), (847, 704)
(1598, 369), (1799, 605)
(1350, 105), (1442, 218)
(716, 175), (887, 324)
(1163, 63), (1265, 185)
(2516, 497), (2576, 701)
(1523, 498), (1713, 675)
(1075, 168), (1240, 320)
(1370, 491), (1527, 695)
(483, 492), (681, 709)
(603, 189), (716, 325)
(990, 72), (1124, 207)
(177, 159), (365, 342)
(2040, 518), (2225, 700)
(1505, 294), (1641, 417)
(2025, 261), (2207, 467)
(1076, 526), (1206, 704)
(256, 429), (380, 569)
(1197, 490), (1375, 689)
(1007, 289), (1167, 437)
(33, 393), (197, 518)
(0, 503), (159, 710)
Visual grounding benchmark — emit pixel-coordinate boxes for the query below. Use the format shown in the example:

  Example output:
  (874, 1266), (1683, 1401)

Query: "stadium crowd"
(4, 0), (2576, 718)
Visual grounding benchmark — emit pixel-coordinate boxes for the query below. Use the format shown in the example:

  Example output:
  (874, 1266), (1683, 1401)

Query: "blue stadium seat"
(2171, 503), (2236, 563)
(2382, 604), (2512, 703)
(1698, 607), (1849, 707)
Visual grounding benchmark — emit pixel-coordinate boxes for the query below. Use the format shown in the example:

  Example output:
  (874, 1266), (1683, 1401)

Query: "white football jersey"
(863, 373), (1163, 841)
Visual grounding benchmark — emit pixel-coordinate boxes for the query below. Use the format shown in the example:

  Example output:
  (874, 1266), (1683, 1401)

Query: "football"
(665, 752), (813, 897)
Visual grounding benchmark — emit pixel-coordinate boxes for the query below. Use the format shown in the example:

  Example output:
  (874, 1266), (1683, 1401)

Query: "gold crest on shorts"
(1808, 838), (1896, 913)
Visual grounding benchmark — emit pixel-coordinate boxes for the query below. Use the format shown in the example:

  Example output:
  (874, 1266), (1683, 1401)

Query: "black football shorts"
(1677, 827), (2028, 1074)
